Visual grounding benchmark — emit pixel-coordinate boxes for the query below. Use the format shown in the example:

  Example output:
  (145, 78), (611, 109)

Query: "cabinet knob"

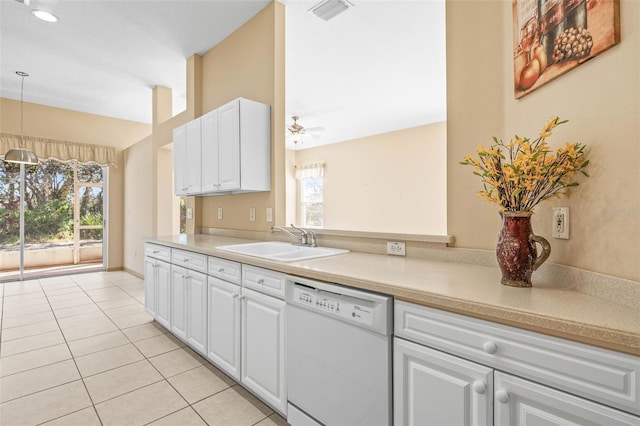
(153, 250), (159, 254)
(218, 267), (224, 272)
(257, 278), (265, 284)
(472, 381), (486, 394)
(483, 341), (498, 354)
(184, 258), (189, 263)
(495, 390), (509, 404)
(232, 293), (239, 299)
(239, 295), (246, 301)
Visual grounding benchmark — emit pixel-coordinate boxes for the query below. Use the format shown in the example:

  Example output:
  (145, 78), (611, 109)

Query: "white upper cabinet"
(173, 125), (187, 196)
(201, 109), (220, 193)
(185, 118), (202, 195)
(217, 100), (241, 191)
(173, 119), (202, 196)
(175, 97), (270, 196)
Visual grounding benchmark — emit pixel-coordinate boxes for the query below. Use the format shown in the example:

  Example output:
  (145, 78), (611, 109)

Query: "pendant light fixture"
(4, 71), (39, 165)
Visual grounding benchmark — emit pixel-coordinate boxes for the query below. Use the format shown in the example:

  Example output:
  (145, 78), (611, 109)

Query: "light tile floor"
(0, 271), (288, 426)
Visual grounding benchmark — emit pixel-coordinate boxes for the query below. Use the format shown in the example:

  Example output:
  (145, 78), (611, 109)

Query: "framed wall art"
(513, 0), (620, 98)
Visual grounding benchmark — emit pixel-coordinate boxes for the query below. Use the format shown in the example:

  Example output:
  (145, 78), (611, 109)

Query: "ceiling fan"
(287, 115), (324, 144)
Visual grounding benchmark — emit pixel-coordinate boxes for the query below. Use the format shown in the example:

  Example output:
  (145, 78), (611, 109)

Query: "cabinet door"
(394, 337), (493, 426)
(173, 125), (187, 196)
(144, 257), (157, 317)
(241, 287), (286, 415)
(494, 371), (640, 426)
(207, 277), (241, 380)
(200, 109), (220, 193)
(186, 270), (207, 355)
(171, 265), (188, 341)
(155, 260), (171, 329)
(185, 118), (202, 194)
(217, 100), (241, 191)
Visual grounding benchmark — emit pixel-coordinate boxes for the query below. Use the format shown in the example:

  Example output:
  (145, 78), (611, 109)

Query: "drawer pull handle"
(153, 250), (159, 254)
(483, 341), (498, 354)
(472, 381), (486, 394)
(239, 295), (246, 301)
(257, 278), (265, 284)
(218, 267), (224, 272)
(495, 390), (509, 404)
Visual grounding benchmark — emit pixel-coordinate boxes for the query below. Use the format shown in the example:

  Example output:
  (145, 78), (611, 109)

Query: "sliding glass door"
(0, 159), (107, 282)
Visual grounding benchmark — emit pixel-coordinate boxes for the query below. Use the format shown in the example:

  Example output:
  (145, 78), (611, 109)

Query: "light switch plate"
(249, 207), (256, 222)
(266, 207), (273, 222)
(217, 207), (223, 220)
(186, 208), (193, 219)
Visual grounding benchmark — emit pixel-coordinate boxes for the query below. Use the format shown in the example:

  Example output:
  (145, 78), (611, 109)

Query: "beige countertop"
(149, 234), (640, 356)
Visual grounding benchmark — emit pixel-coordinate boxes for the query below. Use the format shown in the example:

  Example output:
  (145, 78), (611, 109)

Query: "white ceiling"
(1, 0), (446, 150)
(284, 0), (446, 149)
(0, 0), (271, 124)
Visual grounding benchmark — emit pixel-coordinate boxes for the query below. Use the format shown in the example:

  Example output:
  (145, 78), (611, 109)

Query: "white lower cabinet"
(394, 337), (493, 426)
(394, 301), (640, 426)
(207, 276), (241, 380)
(144, 256), (171, 329)
(494, 371), (640, 426)
(171, 265), (207, 355)
(241, 286), (286, 415)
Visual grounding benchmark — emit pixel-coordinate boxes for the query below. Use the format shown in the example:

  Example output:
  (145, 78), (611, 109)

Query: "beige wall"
(0, 98), (151, 271)
(447, 0), (640, 281)
(0, 98), (150, 150)
(121, 2), (283, 275)
(292, 122), (447, 234)
(123, 135), (153, 275)
(198, 1), (285, 232)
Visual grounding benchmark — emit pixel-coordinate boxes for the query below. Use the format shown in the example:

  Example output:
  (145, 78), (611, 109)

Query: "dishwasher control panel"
(292, 285), (374, 327)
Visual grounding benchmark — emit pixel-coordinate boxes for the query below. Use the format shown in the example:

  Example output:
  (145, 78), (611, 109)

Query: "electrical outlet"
(186, 208), (193, 219)
(266, 207), (273, 222)
(249, 207), (256, 222)
(387, 241), (406, 256)
(552, 207), (569, 239)
(217, 207), (223, 220)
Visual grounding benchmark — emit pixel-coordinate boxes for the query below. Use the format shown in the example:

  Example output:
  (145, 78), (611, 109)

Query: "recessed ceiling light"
(32, 9), (59, 23)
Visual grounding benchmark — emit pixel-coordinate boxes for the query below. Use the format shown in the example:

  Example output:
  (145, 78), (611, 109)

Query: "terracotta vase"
(496, 211), (551, 287)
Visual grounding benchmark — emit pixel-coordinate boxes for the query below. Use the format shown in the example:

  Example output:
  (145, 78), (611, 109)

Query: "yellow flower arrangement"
(460, 117), (589, 212)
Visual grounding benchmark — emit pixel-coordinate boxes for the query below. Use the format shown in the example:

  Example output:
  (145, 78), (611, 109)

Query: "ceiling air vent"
(309, 0), (352, 21)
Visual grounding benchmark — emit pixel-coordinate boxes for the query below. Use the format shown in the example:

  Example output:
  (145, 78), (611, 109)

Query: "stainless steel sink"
(215, 241), (349, 262)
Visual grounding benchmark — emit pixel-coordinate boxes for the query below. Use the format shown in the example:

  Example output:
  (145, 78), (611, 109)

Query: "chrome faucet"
(271, 224), (317, 247)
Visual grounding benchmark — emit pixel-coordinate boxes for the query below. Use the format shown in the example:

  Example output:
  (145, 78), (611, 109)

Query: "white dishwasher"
(285, 276), (393, 426)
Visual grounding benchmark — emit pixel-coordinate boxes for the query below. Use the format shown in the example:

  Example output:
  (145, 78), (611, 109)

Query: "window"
(300, 176), (323, 227)
(296, 162), (325, 228)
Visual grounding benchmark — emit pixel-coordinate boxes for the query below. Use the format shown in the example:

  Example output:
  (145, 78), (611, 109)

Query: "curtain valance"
(295, 161), (325, 180)
(0, 133), (118, 168)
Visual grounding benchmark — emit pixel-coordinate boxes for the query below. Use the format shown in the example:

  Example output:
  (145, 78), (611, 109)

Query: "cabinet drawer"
(395, 301), (640, 415)
(171, 249), (207, 274)
(145, 243), (171, 262)
(208, 256), (241, 285)
(242, 265), (285, 299)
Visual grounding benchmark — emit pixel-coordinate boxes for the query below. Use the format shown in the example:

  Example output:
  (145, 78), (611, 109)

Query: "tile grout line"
(36, 275), (106, 426)
(2, 272), (281, 426)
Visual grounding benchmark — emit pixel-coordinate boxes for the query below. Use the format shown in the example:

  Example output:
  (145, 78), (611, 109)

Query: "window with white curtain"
(296, 162), (324, 228)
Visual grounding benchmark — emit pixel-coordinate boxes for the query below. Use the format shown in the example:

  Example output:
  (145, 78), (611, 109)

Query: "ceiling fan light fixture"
(310, 0), (352, 21)
(32, 9), (59, 23)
